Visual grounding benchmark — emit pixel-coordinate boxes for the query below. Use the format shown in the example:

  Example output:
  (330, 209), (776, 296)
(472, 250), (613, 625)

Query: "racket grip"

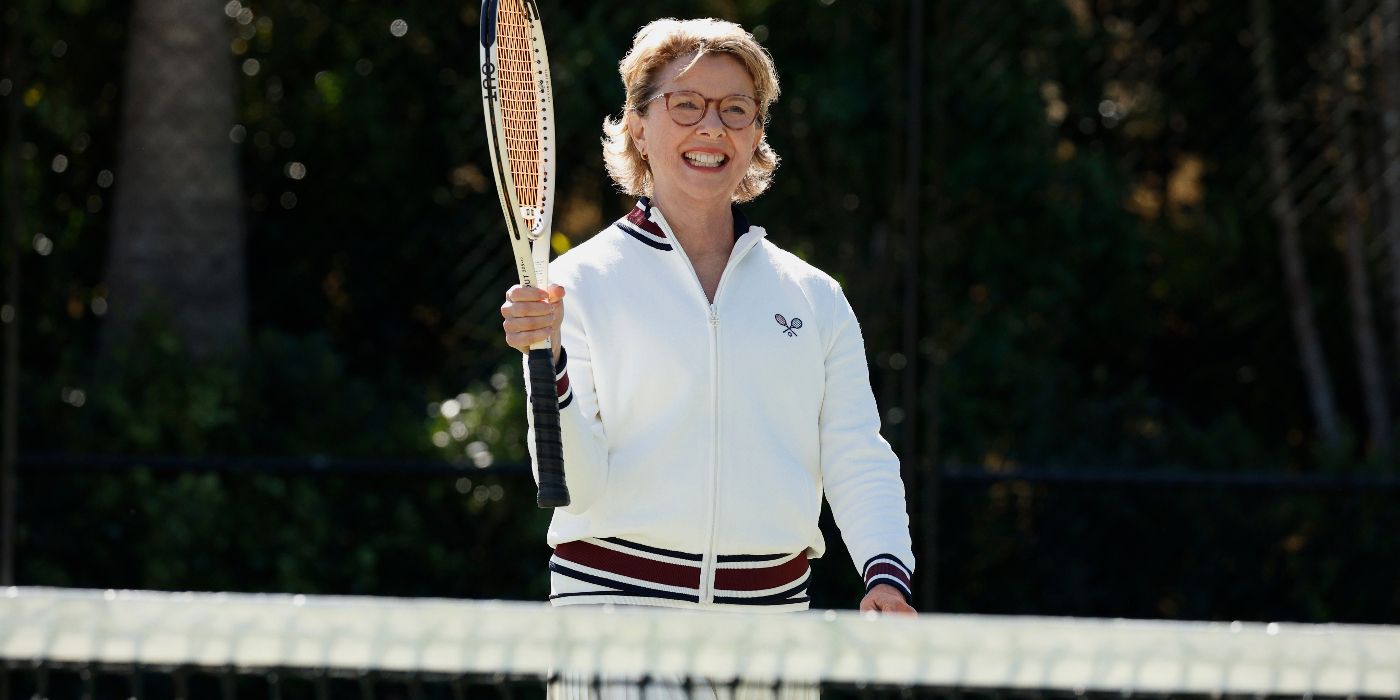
(527, 347), (569, 508)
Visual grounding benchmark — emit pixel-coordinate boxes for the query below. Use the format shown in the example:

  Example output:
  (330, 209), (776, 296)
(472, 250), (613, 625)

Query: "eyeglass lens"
(665, 91), (758, 129)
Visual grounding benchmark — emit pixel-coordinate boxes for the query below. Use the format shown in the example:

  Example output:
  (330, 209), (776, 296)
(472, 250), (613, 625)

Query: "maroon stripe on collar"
(625, 205), (667, 238)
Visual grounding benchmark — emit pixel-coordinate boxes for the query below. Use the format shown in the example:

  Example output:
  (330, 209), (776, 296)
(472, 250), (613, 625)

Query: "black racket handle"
(528, 347), (569, 508)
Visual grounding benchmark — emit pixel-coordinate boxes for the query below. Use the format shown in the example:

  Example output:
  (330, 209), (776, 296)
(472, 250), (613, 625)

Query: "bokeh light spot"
(51, 154), (68, 173)
(551, 231), (571, 254)
(279, 192), (297, 209)
(440, 399), (461, 419)
(224, 1), (241, 18)
(229, 124), (247, 144)
(355, 59), (373, 76)
(242, 58), (260, 77)
(0, 305), (14, 324)
(51, 40), (68, 58)
(61, 388), (87, 408)
(286, 162), (306, 180)
(314, 71), (343, 106)
(91, 297), (108, 316)
(390, 19), (408, 37)
(0, 79), (11, 96)
(450, 164), (487, 194)
(97, 169), (114, 188)
(33, 233), (53, 256)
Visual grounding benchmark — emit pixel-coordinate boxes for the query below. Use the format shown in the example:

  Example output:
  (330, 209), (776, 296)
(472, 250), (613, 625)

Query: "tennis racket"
(480, 0), (567, 508)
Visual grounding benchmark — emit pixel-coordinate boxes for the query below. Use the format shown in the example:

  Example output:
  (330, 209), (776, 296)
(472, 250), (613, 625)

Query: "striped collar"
(614, 197), (752, 252)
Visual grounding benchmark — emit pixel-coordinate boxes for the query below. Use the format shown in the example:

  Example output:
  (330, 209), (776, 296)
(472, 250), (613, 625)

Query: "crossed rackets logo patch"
(775, 314), (803, 337)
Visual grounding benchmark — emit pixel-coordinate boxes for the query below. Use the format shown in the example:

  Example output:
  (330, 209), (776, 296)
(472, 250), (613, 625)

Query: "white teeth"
(684, 152), (726, 167)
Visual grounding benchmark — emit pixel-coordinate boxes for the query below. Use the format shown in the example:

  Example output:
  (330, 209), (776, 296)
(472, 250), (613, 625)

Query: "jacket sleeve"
(522, 283), (611, 514)
(818, 282), (916, 604)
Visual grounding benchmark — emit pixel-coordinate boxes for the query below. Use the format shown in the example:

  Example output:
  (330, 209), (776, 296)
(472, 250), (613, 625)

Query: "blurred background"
(2, 0), (1398, 623)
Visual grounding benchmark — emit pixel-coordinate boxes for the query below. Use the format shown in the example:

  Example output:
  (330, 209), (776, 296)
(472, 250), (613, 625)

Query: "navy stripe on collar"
(614, 221), (673, 251)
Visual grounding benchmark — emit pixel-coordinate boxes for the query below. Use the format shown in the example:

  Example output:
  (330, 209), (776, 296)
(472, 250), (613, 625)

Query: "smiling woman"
(497, 18), (915, 622)
(601, 18), (781, 205)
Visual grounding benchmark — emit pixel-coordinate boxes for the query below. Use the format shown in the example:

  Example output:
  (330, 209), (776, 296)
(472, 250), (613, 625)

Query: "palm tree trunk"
(1249, 0), (1345, 449)
(102, 0), (247, 360)
(1326, 0), (1393, 454)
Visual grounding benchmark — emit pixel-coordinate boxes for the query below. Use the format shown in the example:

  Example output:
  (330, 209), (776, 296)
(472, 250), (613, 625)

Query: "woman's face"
(628, 53), (763, 209)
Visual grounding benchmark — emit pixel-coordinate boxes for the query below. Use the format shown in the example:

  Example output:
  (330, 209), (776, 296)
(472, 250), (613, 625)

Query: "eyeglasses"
(639, 91), (760, 130)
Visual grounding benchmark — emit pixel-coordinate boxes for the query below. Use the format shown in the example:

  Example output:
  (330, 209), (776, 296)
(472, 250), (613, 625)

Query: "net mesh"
(3, 587), (1399, 699)
(495, 0), (543, 235)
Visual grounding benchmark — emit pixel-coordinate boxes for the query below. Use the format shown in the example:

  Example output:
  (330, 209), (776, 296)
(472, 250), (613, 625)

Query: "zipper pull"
(709, 305), (719, 326)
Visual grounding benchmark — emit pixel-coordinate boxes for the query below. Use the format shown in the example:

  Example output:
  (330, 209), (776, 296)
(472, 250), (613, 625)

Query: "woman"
(501, 17), (914, 614)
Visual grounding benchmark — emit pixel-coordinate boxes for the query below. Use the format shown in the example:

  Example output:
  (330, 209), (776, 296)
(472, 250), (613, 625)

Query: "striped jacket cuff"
(863, 554), (913, 605)
(554, 347), (572, 409)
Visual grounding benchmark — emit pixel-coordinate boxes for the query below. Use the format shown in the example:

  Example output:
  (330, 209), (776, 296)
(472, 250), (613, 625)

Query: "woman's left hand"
(859, 584), (916, 615)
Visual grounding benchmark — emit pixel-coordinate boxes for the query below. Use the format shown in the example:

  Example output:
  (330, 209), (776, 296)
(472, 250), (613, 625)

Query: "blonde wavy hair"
(602, 18), (781, 203)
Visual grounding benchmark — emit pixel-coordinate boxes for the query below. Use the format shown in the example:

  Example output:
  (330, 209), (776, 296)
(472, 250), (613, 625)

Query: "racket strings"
(496, 0), (542, 232)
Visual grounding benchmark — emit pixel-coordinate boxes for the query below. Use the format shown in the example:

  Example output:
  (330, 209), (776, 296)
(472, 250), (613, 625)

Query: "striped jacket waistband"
(549, 537), (810, 607)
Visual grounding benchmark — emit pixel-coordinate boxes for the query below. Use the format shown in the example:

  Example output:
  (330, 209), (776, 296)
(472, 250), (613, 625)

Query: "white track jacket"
(526, 199), (914, 611)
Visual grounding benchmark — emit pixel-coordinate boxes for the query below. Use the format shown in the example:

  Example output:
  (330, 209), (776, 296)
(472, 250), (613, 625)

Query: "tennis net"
(2, 586), (1398, 699)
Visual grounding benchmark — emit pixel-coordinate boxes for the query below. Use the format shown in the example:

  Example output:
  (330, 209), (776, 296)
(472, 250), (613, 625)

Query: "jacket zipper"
(705, 302), (721, 603)
(653, 212), (762, 604)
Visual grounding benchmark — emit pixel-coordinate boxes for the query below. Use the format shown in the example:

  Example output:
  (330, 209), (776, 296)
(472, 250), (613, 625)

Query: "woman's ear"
(626, 111), (647, 159)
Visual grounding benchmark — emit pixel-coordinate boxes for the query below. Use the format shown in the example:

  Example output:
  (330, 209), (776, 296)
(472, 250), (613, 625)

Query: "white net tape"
(3, 587), (1398, 697)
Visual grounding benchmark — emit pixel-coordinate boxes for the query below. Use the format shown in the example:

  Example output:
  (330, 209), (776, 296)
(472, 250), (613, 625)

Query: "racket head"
(481, 0), (556, 288)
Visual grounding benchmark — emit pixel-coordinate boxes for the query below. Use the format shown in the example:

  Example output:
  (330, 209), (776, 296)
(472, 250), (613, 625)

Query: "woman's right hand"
(501, 283), (565, 364)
